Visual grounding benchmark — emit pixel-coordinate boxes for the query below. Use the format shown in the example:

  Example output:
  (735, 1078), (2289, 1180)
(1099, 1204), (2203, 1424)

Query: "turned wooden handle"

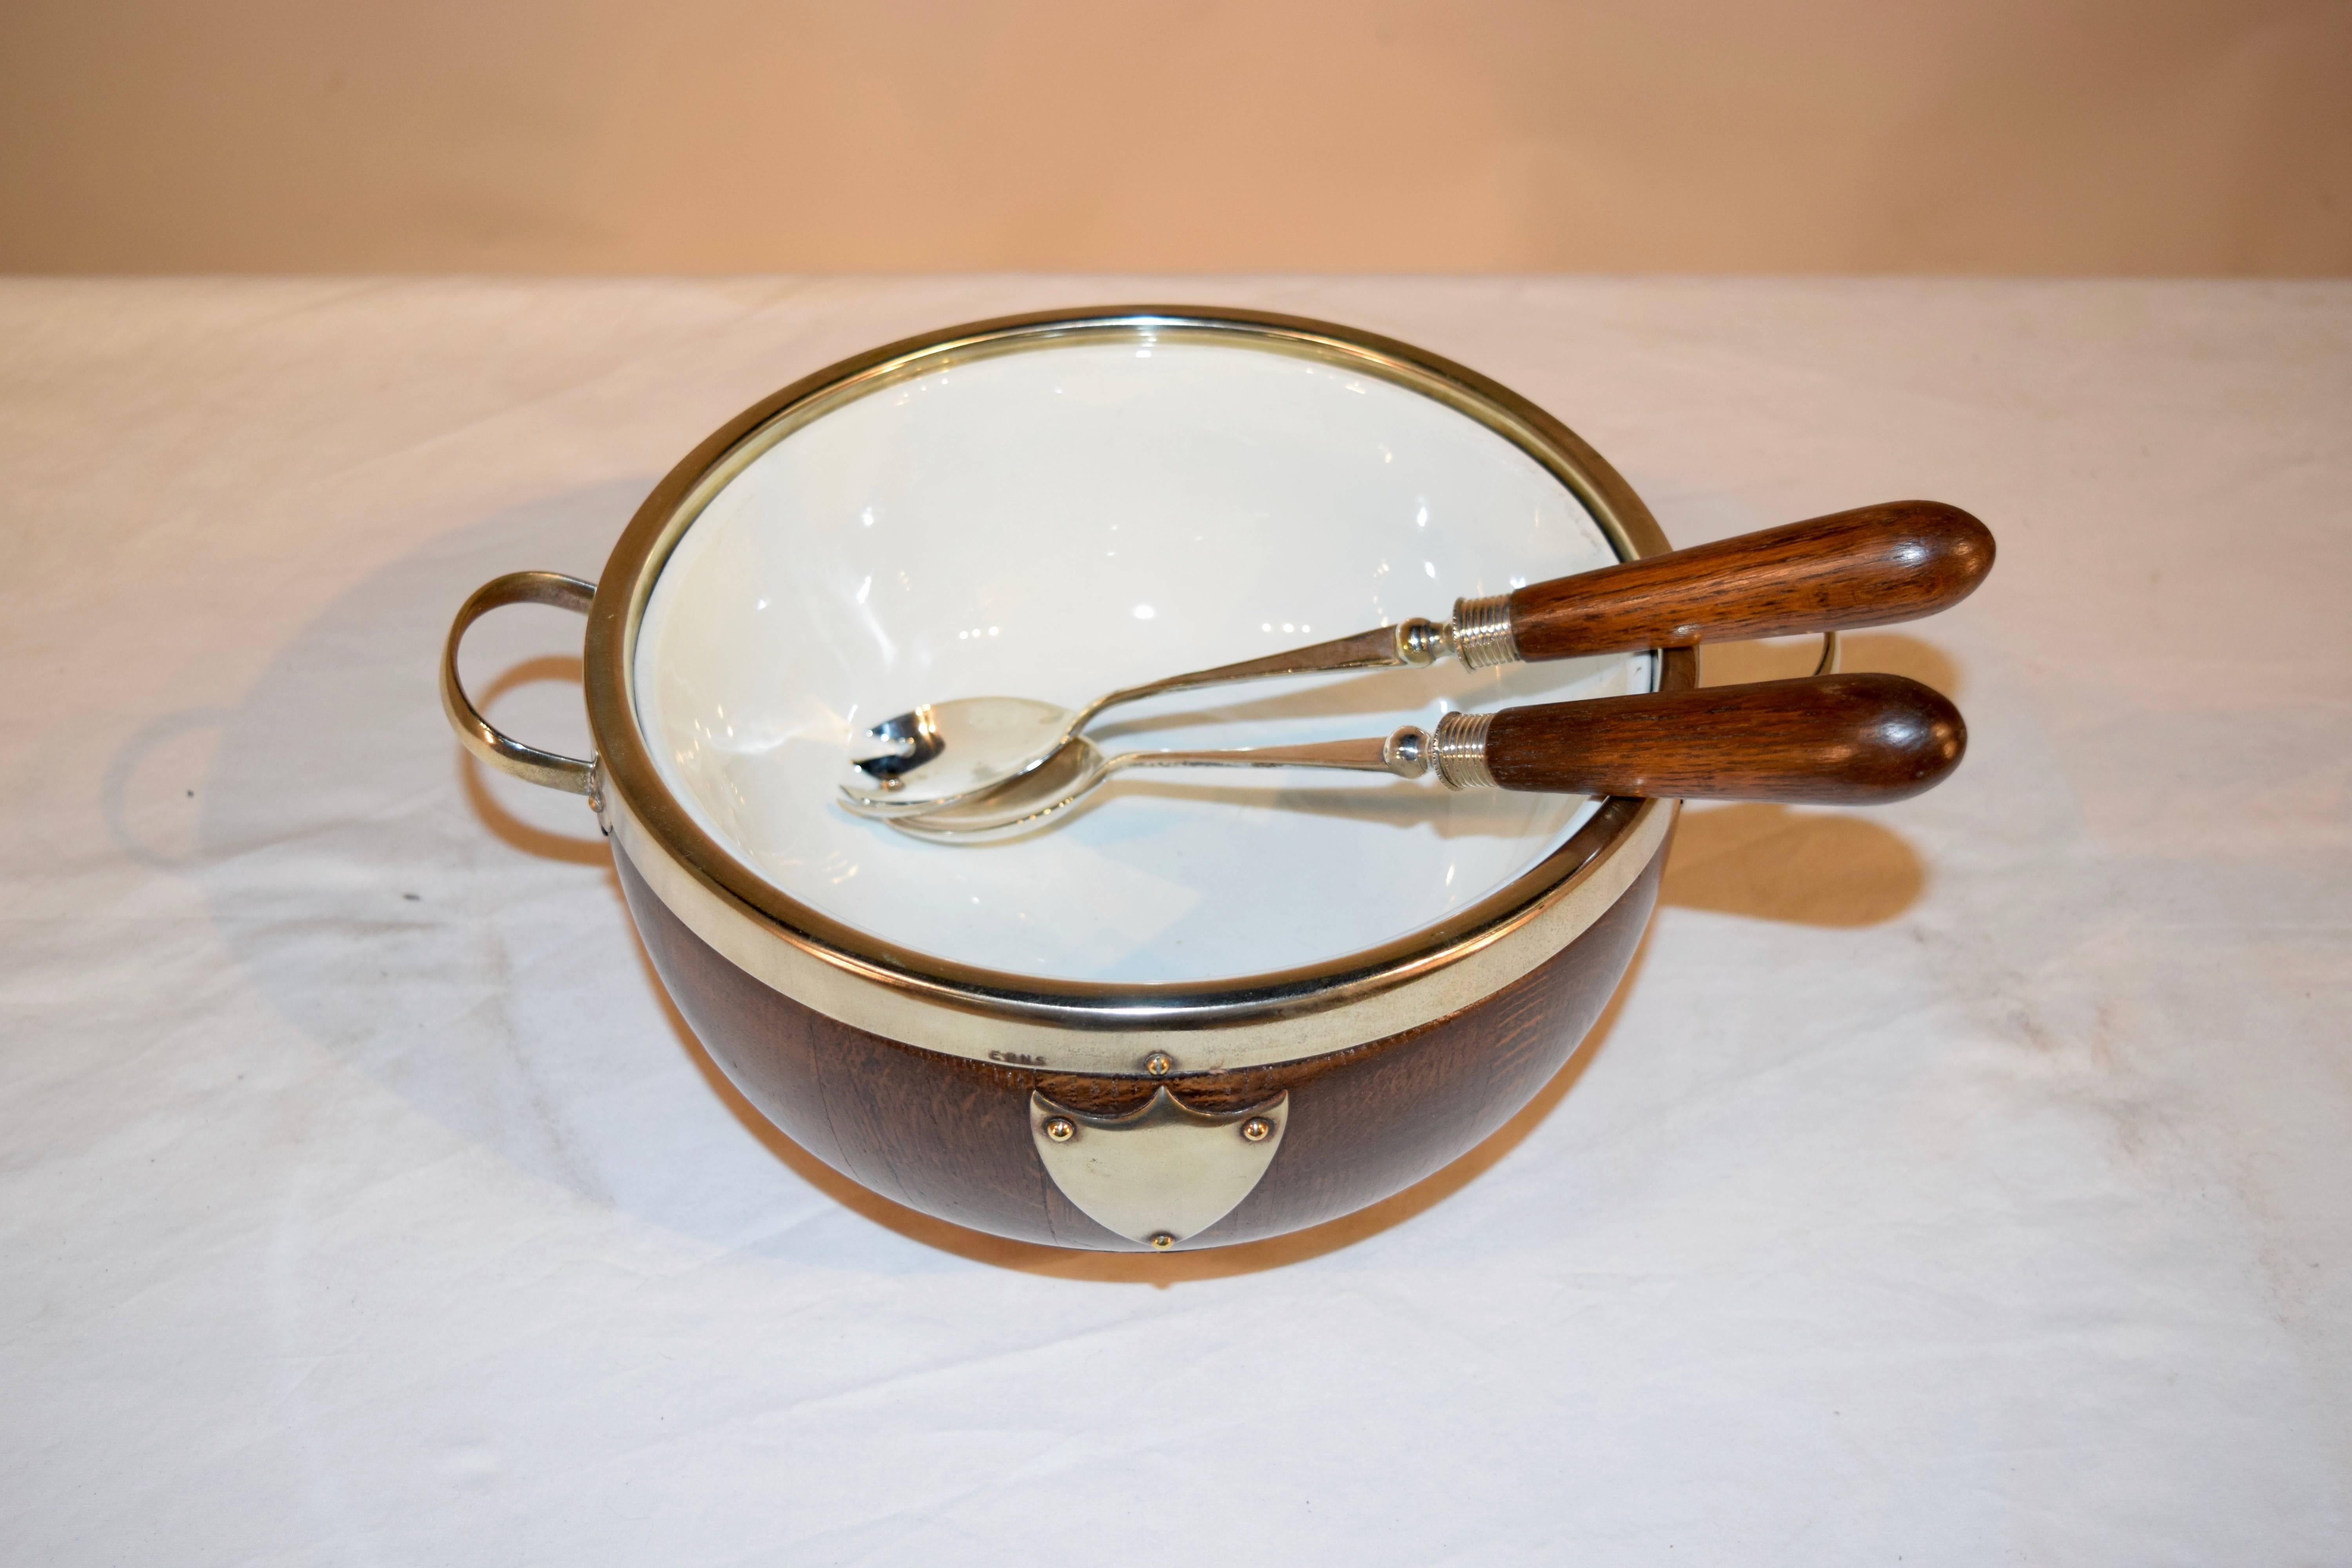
(1484, 673), (1965, 804)
(1507, 501), (1994, 661)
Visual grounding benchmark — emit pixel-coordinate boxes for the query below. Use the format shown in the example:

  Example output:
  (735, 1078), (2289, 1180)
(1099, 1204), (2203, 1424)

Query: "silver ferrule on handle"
(1446, 593), (1521, 670)
(1426, 710), (1498, 789)
(1396, 594), (1520, 672)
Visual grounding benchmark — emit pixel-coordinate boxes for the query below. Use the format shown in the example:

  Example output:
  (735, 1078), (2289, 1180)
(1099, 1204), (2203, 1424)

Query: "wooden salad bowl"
(441, 306), (1987, 1252)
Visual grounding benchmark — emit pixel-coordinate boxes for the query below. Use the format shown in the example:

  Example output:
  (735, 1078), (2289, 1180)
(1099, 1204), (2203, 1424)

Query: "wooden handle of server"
(1483, 673), (1965, 804)
(1507, 501), (1994, 661)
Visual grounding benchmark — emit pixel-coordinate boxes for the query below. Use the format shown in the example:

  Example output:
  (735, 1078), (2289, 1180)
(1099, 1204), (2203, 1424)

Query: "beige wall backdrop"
(3, 0), (2348, 274)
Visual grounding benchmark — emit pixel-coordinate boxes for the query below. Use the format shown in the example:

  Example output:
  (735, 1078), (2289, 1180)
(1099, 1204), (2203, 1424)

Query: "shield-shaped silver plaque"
(1030, 1087), (1289, 1248)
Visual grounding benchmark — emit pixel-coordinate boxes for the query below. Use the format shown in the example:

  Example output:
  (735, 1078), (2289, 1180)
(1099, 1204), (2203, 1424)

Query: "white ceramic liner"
(635, 338), (1650, 984)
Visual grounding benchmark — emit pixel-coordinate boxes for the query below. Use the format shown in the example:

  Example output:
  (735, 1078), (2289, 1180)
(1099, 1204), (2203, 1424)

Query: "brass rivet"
(1145, 1052), (1172, 1076)
(1148, 1233), (1175, 1250)
(880, 776), (904, 792)
(1241, 1117), (1272, 1143)
(1044, 1116), (1075, 1143)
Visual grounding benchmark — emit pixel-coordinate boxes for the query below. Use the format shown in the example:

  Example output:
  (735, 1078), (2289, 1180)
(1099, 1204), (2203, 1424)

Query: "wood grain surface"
(612, 830), (1666, 1251)
(1507, 500), (1994, 661)
(1485, 673), (1965, 804)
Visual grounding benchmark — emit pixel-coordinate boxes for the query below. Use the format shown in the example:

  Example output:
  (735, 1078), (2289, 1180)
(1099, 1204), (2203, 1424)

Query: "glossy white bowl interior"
(635, 336), (1651, 984)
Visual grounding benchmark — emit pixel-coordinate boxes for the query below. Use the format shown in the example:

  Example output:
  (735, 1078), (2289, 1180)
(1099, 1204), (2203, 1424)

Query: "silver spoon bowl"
(842, 696), (1069, 808)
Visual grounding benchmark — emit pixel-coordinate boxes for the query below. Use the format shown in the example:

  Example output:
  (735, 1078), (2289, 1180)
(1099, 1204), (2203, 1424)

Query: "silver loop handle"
(441, 571), (599, 795)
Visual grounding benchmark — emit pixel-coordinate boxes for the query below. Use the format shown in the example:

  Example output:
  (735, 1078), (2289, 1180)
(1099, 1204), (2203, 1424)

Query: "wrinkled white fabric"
(2, 278), (2347, 1566)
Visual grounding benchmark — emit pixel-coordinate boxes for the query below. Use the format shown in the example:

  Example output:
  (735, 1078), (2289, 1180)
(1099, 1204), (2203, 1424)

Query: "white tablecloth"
(4, 278), (2347, 1564)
